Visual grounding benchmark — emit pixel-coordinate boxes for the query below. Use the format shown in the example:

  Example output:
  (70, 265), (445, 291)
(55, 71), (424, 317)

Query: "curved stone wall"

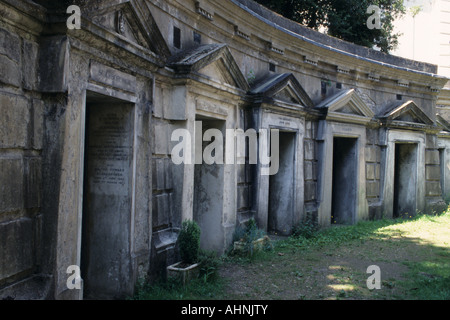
(0, 0), (449, 300)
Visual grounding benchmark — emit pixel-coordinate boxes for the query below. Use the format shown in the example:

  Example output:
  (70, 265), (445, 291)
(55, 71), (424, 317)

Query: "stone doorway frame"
(316, 121), (369, 227)
(79, 88), (139, 299)
(437, 137), (450, 201)
(192, 115), (228, 253)
(267, 130), (298, 235)
(331, 136), (359, 225)
(380, 129), (426, 218)
(254, 110), (305, 234)
(81, 94), (136, 299)
(55, 80), (140, 300)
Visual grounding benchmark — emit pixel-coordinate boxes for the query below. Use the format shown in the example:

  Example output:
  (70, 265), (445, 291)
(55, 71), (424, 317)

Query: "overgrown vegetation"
(230, 219), (272, 257)
(292, 215), (319, 240)
(178, 220), (201, 264)
(280, 217), (399, 250)
(402, 260), (450, 300)
(132, 276), (225, 300)
(232, 219), (264, 243)
(198, 249), (222, 283)
(134, 210), (450, 300)
(132, 247), (224, 300)
(229, 211), (450, 300)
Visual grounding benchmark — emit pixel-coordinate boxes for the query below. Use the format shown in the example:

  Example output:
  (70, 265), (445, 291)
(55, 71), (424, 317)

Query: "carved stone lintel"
(234, 26), (250, 41)
(270, 44), (284, 55)
(195, 1), (213, 20)
(116, 10), (125, 34)
(397, 80), (410, 88)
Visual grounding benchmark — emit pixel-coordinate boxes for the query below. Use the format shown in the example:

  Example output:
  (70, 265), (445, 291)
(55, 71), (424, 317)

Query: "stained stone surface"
(0, 0), (449, 301)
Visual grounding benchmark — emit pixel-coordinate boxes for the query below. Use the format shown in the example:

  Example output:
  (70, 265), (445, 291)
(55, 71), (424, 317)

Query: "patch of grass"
(371, 212), (450, 300)
(223, 246), (275, 265)
(224, 211), (450, 300)
(135, 211), (450, 300)
(292, 216), (319, 239)
(133, 249), (224, 300)
(278, 212), (450, 252)
(400, 260), (450, 300)
(277, 218), (399, 251)
(132, 276), (226, 300)
(398, 240), (450, 300)
(198, 249), (222, 283)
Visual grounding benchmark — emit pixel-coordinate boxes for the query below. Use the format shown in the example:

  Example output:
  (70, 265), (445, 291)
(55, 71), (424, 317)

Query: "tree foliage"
(254, 0), (405, 53)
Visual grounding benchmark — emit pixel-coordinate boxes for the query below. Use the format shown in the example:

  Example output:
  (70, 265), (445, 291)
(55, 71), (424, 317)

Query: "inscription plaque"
(90, 61), (137, 94)
(82, 103), (134, 299)
(88, 109), (133, 195)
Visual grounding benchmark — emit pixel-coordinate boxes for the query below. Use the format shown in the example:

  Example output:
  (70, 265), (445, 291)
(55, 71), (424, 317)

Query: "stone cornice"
(0, 0), (46, 36)
(68, 19), (164, 71)
(202, 0), (448, 92)
(150, 0), (448, 96)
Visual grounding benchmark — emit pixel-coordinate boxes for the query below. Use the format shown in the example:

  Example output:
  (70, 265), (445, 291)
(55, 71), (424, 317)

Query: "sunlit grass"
(277, 210), (450, 300)
(134, 210), (450, 300)
(132, 277), (227, 300)
(278, 211), (450, 251)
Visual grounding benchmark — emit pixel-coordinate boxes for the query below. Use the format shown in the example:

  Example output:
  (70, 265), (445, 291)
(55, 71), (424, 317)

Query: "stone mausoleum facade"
(1, 0), (450, 300)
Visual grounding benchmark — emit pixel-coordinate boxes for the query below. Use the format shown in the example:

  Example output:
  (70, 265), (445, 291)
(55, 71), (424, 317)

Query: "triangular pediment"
(381, 100), (434, 126)
(316, 89), (375, 124)
(168, 44), (249, 91)
(90, 0), (170, 58)
(273, 84), (301, 105)
(335, 102), (365, 116)
(198, 58), (239, 88)
(436, 115), (450, 132)
(248, 73), (314, 108)
(396, 110), (418, 122)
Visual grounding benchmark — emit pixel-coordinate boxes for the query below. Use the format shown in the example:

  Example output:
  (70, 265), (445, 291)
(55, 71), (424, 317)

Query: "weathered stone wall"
(0, 0), (47, 299)
(147, 0), (448, 226)
(366, 128), (382, 220)
(149, 75), (181, 280)
(1, 0), (450, 300)
(304, 120), (318, 221)
(425, 134), (447, 213)
(437, 135), (450, 201)
(1, 0), (161, 299)
(236, 107), (254, 224)
(437, 88), (450, 121)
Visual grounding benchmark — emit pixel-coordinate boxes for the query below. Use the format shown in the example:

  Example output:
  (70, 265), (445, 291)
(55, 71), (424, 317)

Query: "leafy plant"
(292, 216), (319, 239)
(247, 69), (256, 84)
(232, 219), (272, 256)
(254, 0), (406, 53)
(178, 220), (201, 264)
(246, 218), (257, 233)
(198, 249), (222, 283)
(233, 219), (264, 242)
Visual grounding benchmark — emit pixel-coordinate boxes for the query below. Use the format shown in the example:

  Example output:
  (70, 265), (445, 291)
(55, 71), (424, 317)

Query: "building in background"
(392, 0), (450, 78)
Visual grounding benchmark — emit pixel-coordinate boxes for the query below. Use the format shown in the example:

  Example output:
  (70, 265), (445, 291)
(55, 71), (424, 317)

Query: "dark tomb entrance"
(268, 131), (296, 235)
(331, 137), (358, 225)
(193, 118), (225, 252)
(393, 143), (418, 218)
(81, 93), (134, 299)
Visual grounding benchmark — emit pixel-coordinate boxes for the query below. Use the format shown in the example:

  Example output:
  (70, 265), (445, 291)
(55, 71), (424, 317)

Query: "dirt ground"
(218, 229), (445, 300)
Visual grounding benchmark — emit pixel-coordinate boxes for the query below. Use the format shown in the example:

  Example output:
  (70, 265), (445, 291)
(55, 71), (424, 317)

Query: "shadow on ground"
(219, 215), (450, 300)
